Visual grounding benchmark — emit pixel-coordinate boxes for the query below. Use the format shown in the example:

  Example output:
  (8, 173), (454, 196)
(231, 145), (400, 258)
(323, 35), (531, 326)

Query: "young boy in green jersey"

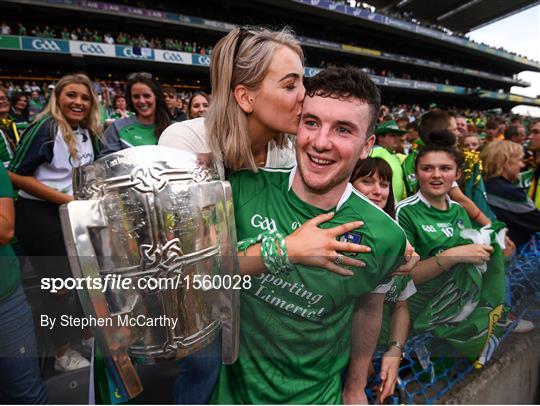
(211, 67), (407, 404)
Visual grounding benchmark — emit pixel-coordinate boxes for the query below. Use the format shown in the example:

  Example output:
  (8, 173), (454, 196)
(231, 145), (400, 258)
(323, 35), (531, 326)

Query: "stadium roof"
(366, 0), (540, 33)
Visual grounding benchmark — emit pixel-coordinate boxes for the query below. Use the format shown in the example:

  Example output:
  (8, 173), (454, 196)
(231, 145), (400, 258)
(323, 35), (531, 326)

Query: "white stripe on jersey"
(395, 194), (420, 221)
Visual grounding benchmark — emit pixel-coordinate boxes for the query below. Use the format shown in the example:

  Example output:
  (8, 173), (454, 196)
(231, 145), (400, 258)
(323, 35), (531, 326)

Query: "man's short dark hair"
(504, 124), (523, 140)
(418, 109), (452, 142)
(305, 67), (381, 136)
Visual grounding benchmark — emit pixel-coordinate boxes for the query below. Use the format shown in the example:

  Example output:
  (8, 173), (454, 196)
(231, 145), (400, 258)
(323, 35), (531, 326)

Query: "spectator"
(109, 94), (133, 120)
(350, 156), (416, 403)
(402, 110), (493, 226)
(455, 115), (468, 139)
(17, 23), (26, 36)
(396, 140), (513, 362)
(481, 140), (540, 247)
(370, 120), (407, 202)
(504, 124), (527, 145)
(163, 86), (187, 123)
(28, 90), (45, 118)
(0, 88), (20, 167)
(9, 92), (29, 129)
(484, 120), (502, 143)
(187, 92), (210, 119)
(100, 73), (171, 156)
(523, 120), (540, 208)
(461, 134), (481, 152)
(1, 22), (11, 35)
(104, 32), (115, 44)
(0, 164), (49, 403)
(9, 73), (103, 372)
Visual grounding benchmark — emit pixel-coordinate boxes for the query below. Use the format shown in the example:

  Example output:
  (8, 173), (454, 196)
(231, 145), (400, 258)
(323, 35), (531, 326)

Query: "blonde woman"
(9, 74), (102, 372)
(160, 26), (304, 177)
(482, 140), (540, 247)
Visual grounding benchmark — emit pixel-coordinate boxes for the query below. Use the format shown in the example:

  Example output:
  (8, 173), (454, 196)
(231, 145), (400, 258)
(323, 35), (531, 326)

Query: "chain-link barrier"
(367, 234), (540, 404)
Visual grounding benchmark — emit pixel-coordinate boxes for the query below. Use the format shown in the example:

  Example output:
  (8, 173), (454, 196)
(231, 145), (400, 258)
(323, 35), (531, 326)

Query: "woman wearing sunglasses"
(99, 73), (171, 157)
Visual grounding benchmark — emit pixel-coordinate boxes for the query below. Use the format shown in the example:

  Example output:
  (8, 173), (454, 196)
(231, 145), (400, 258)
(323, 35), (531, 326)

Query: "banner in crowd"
(0, 35), (20, 49)
(69, 41), (115, 57)
(154, 50), (192, 65)
(21, 36), (69, 53)
(115, 45), (154, 60)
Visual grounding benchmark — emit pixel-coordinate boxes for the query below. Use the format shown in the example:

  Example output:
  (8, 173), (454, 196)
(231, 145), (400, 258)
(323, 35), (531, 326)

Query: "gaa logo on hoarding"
(80, 43), (105, 54)
(163, 52), (184, 62)
(197, 56), (211, 66)
(32, 39), (61, 51)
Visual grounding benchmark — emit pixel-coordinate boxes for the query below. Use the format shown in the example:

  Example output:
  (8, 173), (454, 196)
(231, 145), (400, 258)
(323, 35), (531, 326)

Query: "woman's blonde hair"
(36, 73), (102, 159)
(480, 140), (523, 179)
(205, 26), (303, 172)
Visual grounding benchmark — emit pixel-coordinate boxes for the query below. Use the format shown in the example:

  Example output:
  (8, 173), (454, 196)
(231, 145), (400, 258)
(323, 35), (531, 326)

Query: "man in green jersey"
(212, 67), (407, 404)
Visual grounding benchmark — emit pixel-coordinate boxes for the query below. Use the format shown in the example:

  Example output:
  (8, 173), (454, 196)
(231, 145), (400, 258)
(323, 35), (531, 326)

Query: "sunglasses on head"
(127, 72), (153, 81)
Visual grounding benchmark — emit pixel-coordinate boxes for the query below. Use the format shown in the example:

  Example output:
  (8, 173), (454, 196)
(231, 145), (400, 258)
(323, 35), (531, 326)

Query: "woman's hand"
(376, 347), (402, 403)
(285, 212), (371, 276)
(393, 241), (419, 276)
(442, 243), (493, 266)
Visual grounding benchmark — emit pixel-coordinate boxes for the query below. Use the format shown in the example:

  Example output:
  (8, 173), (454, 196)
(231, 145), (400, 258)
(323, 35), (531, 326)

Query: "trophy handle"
(219, 182), (240, 365)
(60, 201), (143, 399)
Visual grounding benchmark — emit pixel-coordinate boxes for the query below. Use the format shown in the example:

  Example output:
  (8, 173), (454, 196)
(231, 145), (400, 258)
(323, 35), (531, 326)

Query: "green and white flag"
(413, 221), (509, 366)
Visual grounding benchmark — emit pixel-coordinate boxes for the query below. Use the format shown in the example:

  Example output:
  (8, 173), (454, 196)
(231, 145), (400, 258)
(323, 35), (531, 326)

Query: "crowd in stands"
(0, 21), (521, 84)
(0, 24), (538, 406)
(0, 22), (214, 55)
(339, 1), (539, 64)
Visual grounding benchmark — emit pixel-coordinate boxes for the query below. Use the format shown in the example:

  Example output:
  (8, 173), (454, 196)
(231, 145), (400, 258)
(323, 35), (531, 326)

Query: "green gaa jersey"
(212, 167), (407, 404)
(401, 149), (418, 196)
(395, 192), (472, 320)
(99, 115), (156, 157)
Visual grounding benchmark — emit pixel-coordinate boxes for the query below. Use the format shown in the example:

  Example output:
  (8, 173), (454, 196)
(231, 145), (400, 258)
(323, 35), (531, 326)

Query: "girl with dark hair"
(9, 91), (30, 132)
(351, 157), (396, 218)
(99, 73), (171, 157)
(350, 157), (416, 403)
(395, 140), (524, 364)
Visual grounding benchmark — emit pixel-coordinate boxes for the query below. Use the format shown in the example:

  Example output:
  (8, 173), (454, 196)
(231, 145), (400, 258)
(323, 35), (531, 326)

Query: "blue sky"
(468, 4), (540, 115)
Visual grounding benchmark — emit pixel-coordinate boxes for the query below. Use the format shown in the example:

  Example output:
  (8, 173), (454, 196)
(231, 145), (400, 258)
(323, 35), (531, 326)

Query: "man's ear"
(233, 84), (256, 114)
(359, 134), (376, 159)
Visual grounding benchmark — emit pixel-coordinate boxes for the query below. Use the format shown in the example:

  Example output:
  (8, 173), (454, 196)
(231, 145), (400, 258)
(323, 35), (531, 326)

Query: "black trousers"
(15, 197), (84, 348)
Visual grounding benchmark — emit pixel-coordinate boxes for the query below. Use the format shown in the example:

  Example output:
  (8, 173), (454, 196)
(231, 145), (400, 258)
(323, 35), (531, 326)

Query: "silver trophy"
(60, 146), (239, 399)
